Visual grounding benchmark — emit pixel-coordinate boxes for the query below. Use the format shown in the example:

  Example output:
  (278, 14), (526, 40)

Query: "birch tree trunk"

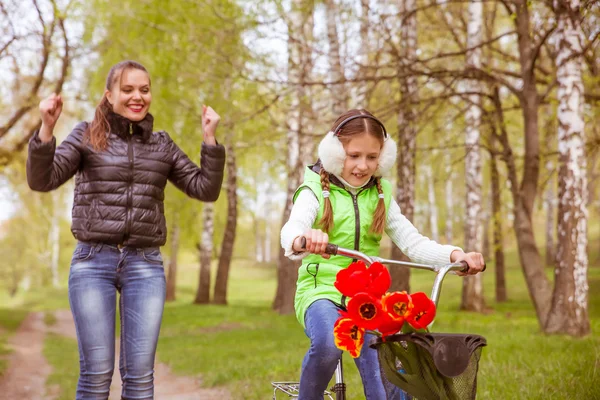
(194, 203), (214, 304)
(264, 189), (272, 263)
(325, 0), (346, 116)
(255, 217), (264, 262)
(445, 159), (454, 244)
(461, 0), (485, 312)
(48, 191), (61, 288)
(355, 0), (371, 107)
(166, 221), (180, 302)
(273, 0), (314, 314)
(255, 188), (264, 262)
(390, 0), (418, 293)
(544, 0), (590, 336)
(544, 161), (556, 266)
(426, 165), (439, 242)
(482, 202), (490, 261)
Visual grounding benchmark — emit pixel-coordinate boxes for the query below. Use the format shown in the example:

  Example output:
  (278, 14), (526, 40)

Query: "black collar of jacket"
(310, 160), (377, 190)
(106, 110), (154, 142)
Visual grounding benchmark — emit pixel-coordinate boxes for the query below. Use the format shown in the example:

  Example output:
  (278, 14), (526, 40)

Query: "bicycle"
(271, 241), (486, 400)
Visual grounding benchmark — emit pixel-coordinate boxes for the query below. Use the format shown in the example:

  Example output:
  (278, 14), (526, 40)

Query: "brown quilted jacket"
(26, 111), (226, 247)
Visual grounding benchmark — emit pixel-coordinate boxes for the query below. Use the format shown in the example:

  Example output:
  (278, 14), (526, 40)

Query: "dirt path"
(1, 310), (230, 400)
(0, 312), (55, 400)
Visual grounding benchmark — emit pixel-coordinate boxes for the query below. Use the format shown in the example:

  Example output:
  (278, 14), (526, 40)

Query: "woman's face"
(106, 68), (151, 121)
(341, 132), (382, 187)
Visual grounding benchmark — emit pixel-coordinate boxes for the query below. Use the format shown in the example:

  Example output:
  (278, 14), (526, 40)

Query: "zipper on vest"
(350, 188), (367, 250)
(124, 123), (134, 241)
(351, 194), (360, 251)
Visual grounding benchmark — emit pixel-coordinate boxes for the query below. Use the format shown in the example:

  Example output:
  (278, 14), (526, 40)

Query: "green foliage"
(81, 0), (286, 260)
(0, 155), (75, 296)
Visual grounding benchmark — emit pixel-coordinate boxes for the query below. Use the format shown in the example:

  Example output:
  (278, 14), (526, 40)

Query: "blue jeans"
(299, 300), (407, 400)
(68, 241), (166, 400)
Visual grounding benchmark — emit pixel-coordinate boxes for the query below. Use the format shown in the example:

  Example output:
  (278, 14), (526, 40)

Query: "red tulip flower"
(333, 316), (365, 358)
(346, 292), (385, 330)
(382, 291), (413, 322)
(406, 292), (436, 330)
(335, 261), (391, 298)
(378, 311), (406, 337)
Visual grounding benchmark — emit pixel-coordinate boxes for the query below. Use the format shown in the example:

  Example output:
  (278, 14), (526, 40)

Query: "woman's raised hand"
(201, 105), (220, 145)
(38, 93), (63, 142)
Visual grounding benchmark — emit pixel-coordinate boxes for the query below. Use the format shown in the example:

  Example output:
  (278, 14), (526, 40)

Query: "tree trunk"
(255, 215), (263, 262)
(461, 0), (485, 312)
(264, 191), (272, 263)
(494, 88), (552, 325)
(325, 0), (346, 116)
(445, 160), (454, 244)
(214, 143), (238, 305)
(508, 1), (552, 327)
(166, 222), (180, 301)
(273, 0), (313, 314)
(482, 206), (490, 261)
(166, 221), (180, 302)
(544, 161), (556, 266)
(355, 0), (371, 107)
(194, 203), (214, 304)
(390, 0), (418, 293)
(490, 138), (506, 302)
(49, 191), (61, 288)
(425, 165), (439, 242)
(544, 0), (590, 337)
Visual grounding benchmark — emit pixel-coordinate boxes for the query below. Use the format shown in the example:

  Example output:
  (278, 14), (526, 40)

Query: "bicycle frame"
(271, 244), (468, 400)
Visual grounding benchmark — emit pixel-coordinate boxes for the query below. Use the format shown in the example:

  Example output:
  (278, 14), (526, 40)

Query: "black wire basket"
(371, 333), (486, 400)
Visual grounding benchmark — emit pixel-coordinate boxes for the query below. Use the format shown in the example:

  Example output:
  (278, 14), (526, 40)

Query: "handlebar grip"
(324, 243), (339, 255)
(459, 260), (487, 273)
(299, 237), (339, 256)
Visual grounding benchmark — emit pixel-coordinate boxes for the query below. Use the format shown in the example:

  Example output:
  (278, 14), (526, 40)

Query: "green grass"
(3, 249), (599, 399)
(43, 334), (79, 400)
(152, 253), (600, 399)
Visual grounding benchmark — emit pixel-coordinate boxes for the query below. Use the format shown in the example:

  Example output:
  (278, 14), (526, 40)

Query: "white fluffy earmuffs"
(318, 131), (397, 177)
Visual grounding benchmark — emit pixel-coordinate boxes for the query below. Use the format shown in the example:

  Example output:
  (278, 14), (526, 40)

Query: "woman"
(27, 60), (225, 400)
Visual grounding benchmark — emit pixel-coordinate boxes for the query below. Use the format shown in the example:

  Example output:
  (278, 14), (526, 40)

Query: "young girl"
(280, 109), (485, 400)
(27, 60), (225, 400)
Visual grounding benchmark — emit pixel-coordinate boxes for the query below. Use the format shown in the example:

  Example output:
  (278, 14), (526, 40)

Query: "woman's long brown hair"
(319, 109), (387, 235)
(86, 60), (148, 151)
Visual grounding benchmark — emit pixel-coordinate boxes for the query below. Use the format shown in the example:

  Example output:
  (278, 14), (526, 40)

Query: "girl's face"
(106, 68), (152, 121)
(341, 132), (382, 186)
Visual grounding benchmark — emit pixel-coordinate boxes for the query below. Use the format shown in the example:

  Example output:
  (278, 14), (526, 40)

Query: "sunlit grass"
(43, 334), (79, 400)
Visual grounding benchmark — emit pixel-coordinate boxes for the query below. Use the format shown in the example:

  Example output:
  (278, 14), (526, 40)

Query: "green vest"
(293, 167), (393, 327)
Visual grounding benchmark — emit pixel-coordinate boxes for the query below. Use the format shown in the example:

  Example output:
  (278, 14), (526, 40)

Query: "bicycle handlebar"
(298, 236), (486, 307)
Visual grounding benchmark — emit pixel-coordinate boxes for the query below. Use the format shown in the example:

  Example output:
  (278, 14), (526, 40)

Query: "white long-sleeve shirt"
(280, 188), (461, 266)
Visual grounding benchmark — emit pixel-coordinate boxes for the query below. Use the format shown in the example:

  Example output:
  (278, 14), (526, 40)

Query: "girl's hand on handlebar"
(451, 250), (486, 276)
(292, 229), (331, 259)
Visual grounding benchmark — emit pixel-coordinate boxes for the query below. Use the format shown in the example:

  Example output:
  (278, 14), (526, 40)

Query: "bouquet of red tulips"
(333, 261), (474, 400)
(332, 261), (435, 357)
